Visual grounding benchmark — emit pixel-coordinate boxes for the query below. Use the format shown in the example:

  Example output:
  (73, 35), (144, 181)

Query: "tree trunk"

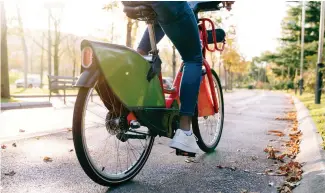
(172, 45), (176, 79)
(40, 35), (45, 88)
(47, 8), (52, 78)
(131, 20), (139, 48)
(1, 1), (10, 98)
(230, 72), (233, 90)
(126, 18), (133, 47)
(224, 68), (227, 91)
(54, 46), (59, 76)
(16, 5), (28, 88)
(29, 44), (34, 73)
(72, 58), (76, 78)
(53, 20), (60, 76)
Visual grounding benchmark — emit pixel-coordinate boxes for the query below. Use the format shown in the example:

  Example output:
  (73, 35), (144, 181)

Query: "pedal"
(176, 149), (196, 157)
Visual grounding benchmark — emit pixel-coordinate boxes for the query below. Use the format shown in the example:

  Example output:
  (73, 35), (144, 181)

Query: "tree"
(65, 34), (80, 77)
(51, 7), (66, 76)
(221, 38), (241, 89)
(259, 1), (325, 89)
(16, 4), (29, 88)
(1, 1), (10, 98)
(103, 1), (139, 48)
(31, 5), (66, 78)
(39, 33), (46, 88)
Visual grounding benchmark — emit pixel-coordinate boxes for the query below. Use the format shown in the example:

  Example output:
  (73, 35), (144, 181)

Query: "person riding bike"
(122, 1), (203, 154)
(122, 1), (233, 154)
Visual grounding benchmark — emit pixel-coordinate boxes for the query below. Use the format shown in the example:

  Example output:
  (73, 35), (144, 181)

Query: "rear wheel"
(192, 70), (224, 153)
(73, 85), (154, 186)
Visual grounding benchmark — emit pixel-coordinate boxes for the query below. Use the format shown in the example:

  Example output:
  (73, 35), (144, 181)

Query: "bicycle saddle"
(122, 2), (156, 20)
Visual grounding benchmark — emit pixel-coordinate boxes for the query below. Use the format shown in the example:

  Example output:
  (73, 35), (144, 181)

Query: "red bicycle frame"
(164, 18), (224, 116)
(128, 18), (224, 123)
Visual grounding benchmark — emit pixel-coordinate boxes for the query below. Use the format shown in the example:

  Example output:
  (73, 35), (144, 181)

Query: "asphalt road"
(1, 90), (294, 193)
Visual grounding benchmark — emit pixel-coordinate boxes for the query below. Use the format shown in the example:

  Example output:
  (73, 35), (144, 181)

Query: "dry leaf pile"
(43, 156), (53, 162)
(264, 103), (303, 193)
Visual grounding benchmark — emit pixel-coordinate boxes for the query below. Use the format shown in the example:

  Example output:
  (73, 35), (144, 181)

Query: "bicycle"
(72, 1), (231, 186)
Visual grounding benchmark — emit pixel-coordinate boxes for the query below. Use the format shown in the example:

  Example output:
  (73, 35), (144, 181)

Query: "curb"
(0, 128), (69, 143)
(292, 96), (325, 193)
(0, 101), (52, 110)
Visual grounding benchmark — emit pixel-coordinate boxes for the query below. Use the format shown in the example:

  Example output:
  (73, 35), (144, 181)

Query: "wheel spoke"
(74, 86), (153, 183)
(197, 73), (224, 148)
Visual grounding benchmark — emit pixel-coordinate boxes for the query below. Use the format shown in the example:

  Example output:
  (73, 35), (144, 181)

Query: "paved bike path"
(1, 90), (292, 193)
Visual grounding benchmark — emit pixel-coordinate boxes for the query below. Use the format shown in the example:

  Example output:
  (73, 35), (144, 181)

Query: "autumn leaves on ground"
(263, 97), (303, 193)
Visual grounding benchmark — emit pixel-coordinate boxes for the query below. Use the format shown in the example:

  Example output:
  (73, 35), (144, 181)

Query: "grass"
(1, 97), (20, 103)
(291, 91), (325, 149)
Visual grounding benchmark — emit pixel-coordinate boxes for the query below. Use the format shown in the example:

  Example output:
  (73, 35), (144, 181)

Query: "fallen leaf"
(268, 130), (285, 137)
(265, 146), (277, 159)
(4, 171), (16, 176)
(265, 169), (273, 173)
(69, 149), (74, 152)
(283, 181), (301, 189)
(19, 129), (25, 132)
(277, 184), (293, 193)
(43, 156), (53, 162)
(12, 143), (17, 147)
(67, 128), (72, 132)
(276, 153), (287, 162)
(35, 136), (40, 140)
(1, 144), (7, 149)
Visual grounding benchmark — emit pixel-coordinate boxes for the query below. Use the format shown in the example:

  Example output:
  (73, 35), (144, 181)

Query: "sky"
(3, 0), (288, 60)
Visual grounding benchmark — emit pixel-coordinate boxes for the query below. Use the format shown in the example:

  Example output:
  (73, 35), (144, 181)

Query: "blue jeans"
(137, 2), (202, 116)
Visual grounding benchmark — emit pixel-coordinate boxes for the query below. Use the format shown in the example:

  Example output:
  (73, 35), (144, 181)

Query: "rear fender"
(79, 40), (165, 109)
(74, 67), (100, 88)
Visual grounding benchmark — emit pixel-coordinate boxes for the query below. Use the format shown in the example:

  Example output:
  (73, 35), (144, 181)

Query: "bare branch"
(31, 38), (48, 52)
(60, 34), (69, 42)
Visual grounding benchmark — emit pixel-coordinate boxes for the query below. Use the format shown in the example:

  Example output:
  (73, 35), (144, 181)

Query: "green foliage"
(286, 80), (294, 89)
(257, 2), (324, 91)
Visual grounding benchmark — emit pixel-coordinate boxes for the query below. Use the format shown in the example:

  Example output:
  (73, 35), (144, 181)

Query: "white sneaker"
(169, 129), (199, 153)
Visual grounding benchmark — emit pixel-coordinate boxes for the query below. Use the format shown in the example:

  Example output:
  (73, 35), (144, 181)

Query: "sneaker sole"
(169, 141), (198, 154)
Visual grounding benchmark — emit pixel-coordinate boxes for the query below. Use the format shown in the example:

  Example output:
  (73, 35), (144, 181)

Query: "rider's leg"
(147, 2), (202, 153)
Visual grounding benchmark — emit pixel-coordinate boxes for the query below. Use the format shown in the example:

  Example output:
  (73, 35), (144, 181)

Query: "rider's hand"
(222, 1), (234, 11)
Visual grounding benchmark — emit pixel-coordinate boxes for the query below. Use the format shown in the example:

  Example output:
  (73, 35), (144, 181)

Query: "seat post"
(147, 20), (158, 54)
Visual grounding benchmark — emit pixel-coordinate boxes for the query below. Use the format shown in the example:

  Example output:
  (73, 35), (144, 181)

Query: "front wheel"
(72, 86), (154, 186)
(192, 70), (224, 153)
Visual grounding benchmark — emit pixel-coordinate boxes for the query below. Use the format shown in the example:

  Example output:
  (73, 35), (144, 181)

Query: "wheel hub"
(105, 112), (128, 135)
